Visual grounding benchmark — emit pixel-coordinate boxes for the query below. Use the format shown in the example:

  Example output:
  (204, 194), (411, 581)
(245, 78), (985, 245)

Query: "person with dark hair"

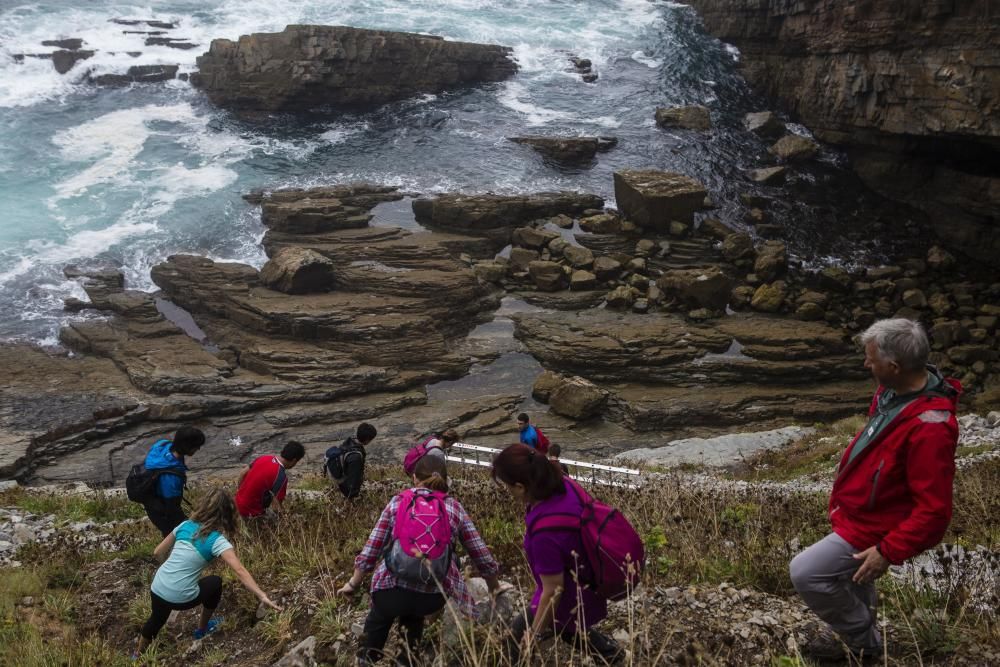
(142, 426), (205, 536)
(492, 443), (622, 664)
(235, 441), (305, 519)
(339, 455), (501, 666)
(132, 489), (281, 659)
(334, 423), (377, 500)
(547, 443), (569, 475)
(516, 413), (540, 449)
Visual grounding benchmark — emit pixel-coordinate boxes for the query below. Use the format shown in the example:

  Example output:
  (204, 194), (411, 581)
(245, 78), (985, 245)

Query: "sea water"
(0, 0), (920, 343)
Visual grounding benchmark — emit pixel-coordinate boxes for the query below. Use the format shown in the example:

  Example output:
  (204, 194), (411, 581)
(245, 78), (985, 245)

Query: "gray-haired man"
(790, 318), (961, 661)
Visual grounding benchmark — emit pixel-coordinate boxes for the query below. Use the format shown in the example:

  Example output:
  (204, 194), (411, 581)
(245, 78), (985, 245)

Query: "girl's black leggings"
(360, 588), (446, 664)
(140, 575), (223, 640)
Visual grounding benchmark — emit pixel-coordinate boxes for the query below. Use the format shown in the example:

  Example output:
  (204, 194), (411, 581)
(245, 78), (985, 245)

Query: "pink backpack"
(528, 478), (644, 601)
(385, 489), (453, 585)
(402, 437), (441, 476)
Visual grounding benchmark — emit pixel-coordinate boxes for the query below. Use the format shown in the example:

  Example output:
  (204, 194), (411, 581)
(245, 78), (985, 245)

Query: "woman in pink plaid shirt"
(338, 455), (502, 666)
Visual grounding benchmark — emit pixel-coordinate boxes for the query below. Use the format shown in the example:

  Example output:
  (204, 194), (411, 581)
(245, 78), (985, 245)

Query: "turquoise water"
(0, 0), (916, 343)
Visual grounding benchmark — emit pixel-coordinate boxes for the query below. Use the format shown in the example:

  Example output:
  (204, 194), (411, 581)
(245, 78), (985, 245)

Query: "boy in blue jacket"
(143, 426), (205, 535)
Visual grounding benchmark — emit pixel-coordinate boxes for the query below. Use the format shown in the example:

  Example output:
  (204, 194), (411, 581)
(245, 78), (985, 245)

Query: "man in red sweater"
(236, 441), (305, 519)
(791, 318), (960, 662)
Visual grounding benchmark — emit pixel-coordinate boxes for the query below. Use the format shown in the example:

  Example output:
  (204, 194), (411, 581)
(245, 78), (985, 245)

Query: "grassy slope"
(0, 443), (998, 666)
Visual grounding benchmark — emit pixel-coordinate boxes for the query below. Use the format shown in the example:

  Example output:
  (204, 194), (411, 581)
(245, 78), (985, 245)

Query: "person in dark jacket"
(790, 319), (961, 662)
(338, 423), (377, 500)
(143, 426), (205, 536)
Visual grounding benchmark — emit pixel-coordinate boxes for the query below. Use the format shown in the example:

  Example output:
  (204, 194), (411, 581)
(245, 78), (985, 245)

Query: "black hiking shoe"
(803, 634), (881, 664)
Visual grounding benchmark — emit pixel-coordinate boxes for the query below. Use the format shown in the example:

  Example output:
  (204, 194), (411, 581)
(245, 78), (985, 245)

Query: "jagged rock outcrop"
(191, 25), (517, 112)
(508, 136), (617, 166)
(688, 0), (1000, 264)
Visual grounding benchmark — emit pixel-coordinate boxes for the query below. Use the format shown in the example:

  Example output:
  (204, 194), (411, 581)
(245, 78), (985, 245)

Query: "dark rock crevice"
(687, 0), (1000, 264)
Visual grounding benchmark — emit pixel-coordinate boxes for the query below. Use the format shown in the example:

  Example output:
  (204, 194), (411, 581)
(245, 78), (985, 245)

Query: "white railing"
(446, 443), (640, 488)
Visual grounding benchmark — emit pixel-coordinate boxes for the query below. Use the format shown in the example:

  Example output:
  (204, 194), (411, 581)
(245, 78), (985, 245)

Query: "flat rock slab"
(412, 192), (603, 235)
(192, 25), (517, 112)
(613, 170), (707, 230)
(615, 425), (814, 467)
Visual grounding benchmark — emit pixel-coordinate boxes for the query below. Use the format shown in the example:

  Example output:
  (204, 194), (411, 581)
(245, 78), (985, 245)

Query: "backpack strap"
(265, 463), (287, 505)
(526, 481), (589, 536)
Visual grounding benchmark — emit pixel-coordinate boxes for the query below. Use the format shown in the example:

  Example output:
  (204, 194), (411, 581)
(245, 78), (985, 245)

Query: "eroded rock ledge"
(191, 25), (518, 112)
(687, 0), (1000, 264)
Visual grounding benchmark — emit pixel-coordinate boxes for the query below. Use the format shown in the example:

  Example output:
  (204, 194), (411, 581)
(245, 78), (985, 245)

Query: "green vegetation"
(0, 450), (996, 665)
(0, 487), (146, 523)
(735, 415), (868, 481)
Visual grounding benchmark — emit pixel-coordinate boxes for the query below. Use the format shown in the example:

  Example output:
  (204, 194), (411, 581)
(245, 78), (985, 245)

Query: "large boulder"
(753, 241), (787, 282)
(569, 270), (598, 291)
(751, 281), (788, 313)
(532, 371), (565, 402)
(768, 134), (820, 161)
(563, 245), (595, 268)
(511, 226), (559, 250)
(192, 25), (517, 112)
(655, 105), (711, 130)
(721, 233), (755, 262)
(744, 111), (785, 138)
(549, 376), (608, 420)
(613, 170), (707, 230)
(528, 261), (567, 291)
(508, 136), (616, 165)
(657, 266), (735, 311)
(260, 248), (336, 294)
(747, 166), (786, 185)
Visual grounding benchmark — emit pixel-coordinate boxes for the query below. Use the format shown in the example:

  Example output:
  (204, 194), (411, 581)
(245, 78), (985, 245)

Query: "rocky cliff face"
(191, 25), (517, 112)
(688, 0), (1000, 263)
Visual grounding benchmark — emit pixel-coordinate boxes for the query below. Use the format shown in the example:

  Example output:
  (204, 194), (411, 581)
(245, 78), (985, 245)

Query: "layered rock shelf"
(4, 166), (1000, 483)
(191, 25), (518, 112)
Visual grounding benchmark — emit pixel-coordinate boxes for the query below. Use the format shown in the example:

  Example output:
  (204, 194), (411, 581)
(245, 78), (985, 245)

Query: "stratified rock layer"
(192, 25), (517, 112)
(688, 0), (1000, 264)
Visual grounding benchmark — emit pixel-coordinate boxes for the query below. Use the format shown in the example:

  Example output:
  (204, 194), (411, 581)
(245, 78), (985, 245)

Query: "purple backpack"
(385, 489), (453, 585)
(403, 437), (440, 477)
(528, 478), (645, 601)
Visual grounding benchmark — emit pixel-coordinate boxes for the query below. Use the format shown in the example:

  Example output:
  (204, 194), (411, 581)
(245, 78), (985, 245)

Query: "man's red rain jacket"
(829, 378), (962, 565)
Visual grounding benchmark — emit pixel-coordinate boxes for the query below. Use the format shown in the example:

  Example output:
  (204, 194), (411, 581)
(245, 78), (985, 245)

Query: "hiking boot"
(803, 633), (880, 664)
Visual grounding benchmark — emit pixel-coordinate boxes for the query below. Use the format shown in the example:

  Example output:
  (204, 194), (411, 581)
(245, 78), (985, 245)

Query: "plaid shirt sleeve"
(355, 496), (398, 572)
(451, 499), (501, 578)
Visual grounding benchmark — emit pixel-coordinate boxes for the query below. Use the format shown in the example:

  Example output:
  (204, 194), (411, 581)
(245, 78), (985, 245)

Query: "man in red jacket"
(790, 318), (961, 661)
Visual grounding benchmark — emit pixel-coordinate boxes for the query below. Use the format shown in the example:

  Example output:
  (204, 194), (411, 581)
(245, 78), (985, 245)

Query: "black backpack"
(125, 464), (187, 504)
(324, 439), (365, 482)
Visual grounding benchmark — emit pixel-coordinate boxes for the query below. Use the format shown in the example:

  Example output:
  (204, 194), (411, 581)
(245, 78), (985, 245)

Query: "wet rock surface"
(191, 25), (517, 113)
(4, 173), (1000, 485)
(508, 136), (617, 166)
